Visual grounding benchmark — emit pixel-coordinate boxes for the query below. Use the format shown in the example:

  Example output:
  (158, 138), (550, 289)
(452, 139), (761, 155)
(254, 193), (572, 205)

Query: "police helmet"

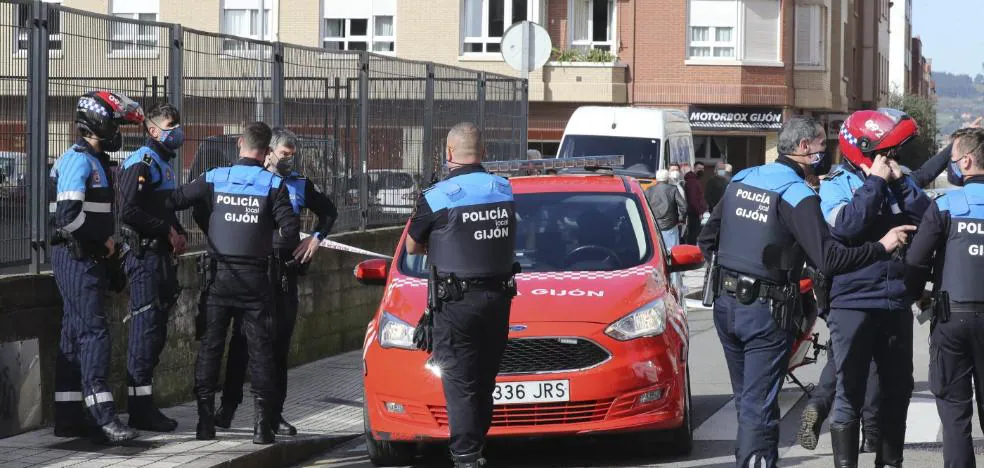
(838, 108), (919, 169)
(75, 90), (144, 140)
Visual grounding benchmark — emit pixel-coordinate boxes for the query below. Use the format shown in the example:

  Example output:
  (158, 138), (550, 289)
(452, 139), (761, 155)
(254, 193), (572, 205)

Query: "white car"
(347, 169), (419, 216)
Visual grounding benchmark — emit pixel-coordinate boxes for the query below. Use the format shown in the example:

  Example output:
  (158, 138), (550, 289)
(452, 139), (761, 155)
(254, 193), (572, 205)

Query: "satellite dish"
(501, 21), (552, 79)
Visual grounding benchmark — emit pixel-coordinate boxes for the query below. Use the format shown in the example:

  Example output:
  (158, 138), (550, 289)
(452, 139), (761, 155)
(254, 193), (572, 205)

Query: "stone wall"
(0, 226), (402, 436)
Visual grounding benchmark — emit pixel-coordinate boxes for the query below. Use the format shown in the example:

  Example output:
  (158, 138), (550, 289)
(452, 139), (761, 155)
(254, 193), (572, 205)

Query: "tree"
(886, 92), (939, 170)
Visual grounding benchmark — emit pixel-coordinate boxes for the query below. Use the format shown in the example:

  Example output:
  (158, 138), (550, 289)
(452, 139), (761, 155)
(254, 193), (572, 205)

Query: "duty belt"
(948, 301), (984, 313)
(719, 269), (792, 302)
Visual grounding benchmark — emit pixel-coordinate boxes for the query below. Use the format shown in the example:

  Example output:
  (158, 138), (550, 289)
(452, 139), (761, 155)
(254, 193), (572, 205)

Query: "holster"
(195, 252), (214, 341)
(805, 264), (831, 313)
(933, 290), (951, 325)
(50, 231), (96, 261)
(702, 250), (719, 307)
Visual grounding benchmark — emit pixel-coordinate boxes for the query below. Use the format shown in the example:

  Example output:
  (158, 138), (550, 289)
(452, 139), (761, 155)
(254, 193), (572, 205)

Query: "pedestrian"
(406, 122), (518, 468)
(905, 127), (984, 468)
(817, 108), (951, 468)
(684, 166), (707, 245)
(116, 102), (188, 433)
(215, 127), (338, 436)
(645, 169), (686, 252)
(704, 161), (731, 211)
(696, 115), (914, 468)
(49, 90), (144, 444)
(668, 163), (686, 238)
(165, 121), (299, 444)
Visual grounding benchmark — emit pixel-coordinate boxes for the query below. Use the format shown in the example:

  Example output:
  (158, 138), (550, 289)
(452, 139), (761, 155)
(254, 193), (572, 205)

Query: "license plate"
(493, 380), (570, 405)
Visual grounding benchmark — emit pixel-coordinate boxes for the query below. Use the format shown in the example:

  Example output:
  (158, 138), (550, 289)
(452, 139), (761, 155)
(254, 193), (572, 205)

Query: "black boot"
(830, 423), (860, 468)
(127, 395), (178, 433)
(214, 403), (237, 429)
(874, 426), (904, 468)
(54, 402), (90, 438)
(452, 451), (487, 468)
(275, 415), (297, 436)
(253, 397), (275, 445)
(196, 396), (216, 441)
(797, 401), (829, 450)
(861, 431), (880, 453)
(93, 418), (139, 445)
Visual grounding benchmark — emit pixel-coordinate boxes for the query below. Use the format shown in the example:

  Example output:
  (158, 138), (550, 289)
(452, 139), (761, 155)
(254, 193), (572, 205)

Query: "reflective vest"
(48, 143), (115, 241)
(121, 146), (177, 236)
(718, 163), (815, 284)
(425, 171), (516, 278)
(938, 184), (984, 303)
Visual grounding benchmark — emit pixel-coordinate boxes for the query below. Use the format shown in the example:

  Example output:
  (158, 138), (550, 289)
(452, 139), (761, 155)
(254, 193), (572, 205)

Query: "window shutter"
(743, 0), (779, 62)
(323, 0), (370, 18)
(794, 5), (813, 65)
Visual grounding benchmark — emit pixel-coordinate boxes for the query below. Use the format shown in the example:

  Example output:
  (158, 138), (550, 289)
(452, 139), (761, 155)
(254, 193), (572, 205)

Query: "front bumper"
(363, 321), (687, 442)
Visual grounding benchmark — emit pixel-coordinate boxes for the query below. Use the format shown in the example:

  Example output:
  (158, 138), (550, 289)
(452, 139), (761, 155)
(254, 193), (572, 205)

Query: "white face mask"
(669, 170), (681, 180)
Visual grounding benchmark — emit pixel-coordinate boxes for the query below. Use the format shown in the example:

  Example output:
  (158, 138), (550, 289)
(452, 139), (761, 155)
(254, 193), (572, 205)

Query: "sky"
(912, 0), (984, 76)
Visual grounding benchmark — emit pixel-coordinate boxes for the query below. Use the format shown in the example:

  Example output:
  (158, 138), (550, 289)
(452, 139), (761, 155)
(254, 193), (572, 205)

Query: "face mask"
(159, 126), (185, 151)
(276, 158), (294, 175)
(947, 158), (965, 186)
(103, 132), (123, 152)
(669, 170), (681, 180)
(716, 169), (728, 177)
(696, 169), (704, 177)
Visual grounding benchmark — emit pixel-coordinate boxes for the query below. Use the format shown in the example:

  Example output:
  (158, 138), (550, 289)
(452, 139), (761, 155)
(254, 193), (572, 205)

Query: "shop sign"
(688, 106), (783, 131)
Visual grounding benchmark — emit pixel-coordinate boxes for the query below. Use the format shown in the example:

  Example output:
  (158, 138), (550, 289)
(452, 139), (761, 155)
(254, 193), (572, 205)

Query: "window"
(110, 0), (160, 54)
(569, 0), (616, 51)
(323, 0), (397, 53)
(462, 0), (536, 54)
(221, 0), (273, 53)
(795, 4), (826, 68)
(687, 0), (780, 64)
(15, 0), (61, 53)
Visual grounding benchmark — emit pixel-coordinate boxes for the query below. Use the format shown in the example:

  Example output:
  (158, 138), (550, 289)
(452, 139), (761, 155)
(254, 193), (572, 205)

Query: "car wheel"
(363, 402), (416, 466)
(668, 368), (694, 455)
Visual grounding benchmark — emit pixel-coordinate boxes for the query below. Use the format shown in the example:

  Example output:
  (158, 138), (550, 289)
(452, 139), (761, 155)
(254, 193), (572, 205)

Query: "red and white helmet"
(838, 108), (919, 168)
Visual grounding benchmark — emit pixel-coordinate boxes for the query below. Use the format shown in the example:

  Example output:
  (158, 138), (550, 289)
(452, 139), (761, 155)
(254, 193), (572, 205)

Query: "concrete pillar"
(765, 133), (779, 164)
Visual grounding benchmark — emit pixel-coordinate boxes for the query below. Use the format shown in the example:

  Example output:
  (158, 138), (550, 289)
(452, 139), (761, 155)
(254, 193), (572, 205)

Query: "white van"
(556, 106), (696, 174)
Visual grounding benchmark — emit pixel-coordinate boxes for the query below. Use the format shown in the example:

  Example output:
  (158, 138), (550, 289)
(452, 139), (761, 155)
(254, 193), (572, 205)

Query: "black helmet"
(75, 90), (144, 140)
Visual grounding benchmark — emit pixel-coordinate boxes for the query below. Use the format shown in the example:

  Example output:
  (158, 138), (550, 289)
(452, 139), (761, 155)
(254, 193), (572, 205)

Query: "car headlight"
(378, 311), (416, 349)
(605, 299), (667, 340)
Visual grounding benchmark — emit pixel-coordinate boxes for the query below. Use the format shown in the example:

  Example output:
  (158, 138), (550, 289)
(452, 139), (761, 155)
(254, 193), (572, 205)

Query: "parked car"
(347, 169), (419, 216)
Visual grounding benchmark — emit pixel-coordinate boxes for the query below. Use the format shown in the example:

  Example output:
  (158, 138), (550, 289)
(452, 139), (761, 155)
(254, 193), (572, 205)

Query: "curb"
(204, 433), (361, 468)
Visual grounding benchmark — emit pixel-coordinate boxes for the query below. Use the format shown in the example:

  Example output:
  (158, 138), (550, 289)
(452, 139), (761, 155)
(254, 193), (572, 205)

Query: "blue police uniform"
(218, 171), (337, 434)
(165, 158), (299, 443)
(817, 149), (949, 466)
(118, 140), (184, 431)
(49, 140), (119, 430)
(407, 165), (517, 466)
(698, 156), (891, 468)
(905, 177), (984, 468)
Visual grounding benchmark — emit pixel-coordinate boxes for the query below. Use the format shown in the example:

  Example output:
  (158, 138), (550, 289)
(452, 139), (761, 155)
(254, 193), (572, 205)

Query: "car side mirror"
(354, 259), (389, 286)
(667, 245), (704, 273)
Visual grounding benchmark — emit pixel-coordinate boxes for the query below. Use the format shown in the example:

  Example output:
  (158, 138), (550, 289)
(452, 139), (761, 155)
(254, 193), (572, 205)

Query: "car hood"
(382, 264), (673, 325)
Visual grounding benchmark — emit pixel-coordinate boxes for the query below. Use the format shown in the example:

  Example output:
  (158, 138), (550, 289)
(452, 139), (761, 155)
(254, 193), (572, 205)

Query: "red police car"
(354, 156), (704, 466)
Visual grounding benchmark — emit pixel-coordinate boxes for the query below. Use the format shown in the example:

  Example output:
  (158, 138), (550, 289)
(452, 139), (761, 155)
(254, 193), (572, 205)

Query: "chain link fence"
(0, 0), (528, 274)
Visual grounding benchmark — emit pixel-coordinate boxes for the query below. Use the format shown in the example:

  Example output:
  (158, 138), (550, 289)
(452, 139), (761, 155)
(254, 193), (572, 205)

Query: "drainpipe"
(631, 0), (637, 105)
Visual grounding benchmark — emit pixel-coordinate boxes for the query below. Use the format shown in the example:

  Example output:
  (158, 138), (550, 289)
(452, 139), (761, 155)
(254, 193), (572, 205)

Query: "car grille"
(499, 337), (610, 374)
(429, 399), (614, 428)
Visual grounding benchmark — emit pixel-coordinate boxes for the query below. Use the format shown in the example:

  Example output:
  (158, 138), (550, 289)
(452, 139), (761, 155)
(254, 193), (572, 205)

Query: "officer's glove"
(413, 308), (434, 354)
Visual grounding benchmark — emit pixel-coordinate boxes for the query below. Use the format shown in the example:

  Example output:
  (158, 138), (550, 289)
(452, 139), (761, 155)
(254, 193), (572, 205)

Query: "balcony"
(530, 62), (628, 104)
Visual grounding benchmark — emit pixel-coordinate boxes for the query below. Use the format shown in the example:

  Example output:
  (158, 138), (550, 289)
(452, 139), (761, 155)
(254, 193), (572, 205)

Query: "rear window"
(557, 135), (661, 173)
(400, 192), (653, 277)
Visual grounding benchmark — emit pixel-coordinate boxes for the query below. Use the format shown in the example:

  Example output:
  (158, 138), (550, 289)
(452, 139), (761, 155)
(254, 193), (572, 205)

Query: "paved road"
(295, 270), (984, 467)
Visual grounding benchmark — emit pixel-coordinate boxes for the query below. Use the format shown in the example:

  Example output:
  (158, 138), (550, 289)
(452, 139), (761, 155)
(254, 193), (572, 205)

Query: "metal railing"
(0, 0), (528, 274)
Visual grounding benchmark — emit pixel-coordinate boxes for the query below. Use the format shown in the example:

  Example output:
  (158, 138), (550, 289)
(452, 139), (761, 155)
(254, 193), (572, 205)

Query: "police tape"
(299, 232), (393, 259)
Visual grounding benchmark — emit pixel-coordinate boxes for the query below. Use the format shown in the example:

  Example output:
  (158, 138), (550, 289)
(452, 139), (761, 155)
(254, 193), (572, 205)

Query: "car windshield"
(375, 172), (414, 190)
(557, 135), (662, 173)
(400, 192), (653, 277)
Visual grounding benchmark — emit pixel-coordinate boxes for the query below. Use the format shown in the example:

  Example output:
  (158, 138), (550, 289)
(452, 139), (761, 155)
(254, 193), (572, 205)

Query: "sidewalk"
(0, 352), (366, 468)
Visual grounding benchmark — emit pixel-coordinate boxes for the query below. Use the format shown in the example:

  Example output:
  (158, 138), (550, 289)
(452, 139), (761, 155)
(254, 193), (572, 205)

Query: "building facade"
(887, 0), (911, 95)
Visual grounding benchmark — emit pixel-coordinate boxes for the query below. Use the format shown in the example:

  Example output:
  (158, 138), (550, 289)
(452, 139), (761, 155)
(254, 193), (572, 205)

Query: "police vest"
(47, 144), (115, 241)
(424, 171), (516, 278)
(206, 165), (282, 258)
(273, 172), (306, 249)
(121, 146), (177, 236)
(938, 184), (984, 303)
(717, 163), (815, 284)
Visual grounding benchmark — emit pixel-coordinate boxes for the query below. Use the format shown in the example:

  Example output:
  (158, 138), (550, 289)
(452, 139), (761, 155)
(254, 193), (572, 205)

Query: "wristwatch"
(313, 231), (325, 240)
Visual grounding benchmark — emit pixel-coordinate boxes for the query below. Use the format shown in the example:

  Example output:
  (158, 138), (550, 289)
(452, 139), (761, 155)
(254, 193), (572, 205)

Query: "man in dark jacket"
(684, 170), (708, 244)
(704, 161), (731, 211)
(645, 169), (687, 250)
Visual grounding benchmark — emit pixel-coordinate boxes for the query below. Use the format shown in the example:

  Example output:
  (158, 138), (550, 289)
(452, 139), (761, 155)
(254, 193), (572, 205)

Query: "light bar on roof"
(476, 155), (625, 176)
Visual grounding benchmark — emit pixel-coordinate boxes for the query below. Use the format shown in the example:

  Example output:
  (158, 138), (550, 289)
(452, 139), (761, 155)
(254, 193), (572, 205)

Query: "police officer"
(214, 127), (338, 435)
(165, 122), (298, 444)
(817, 109), (951, 468)
(406, 122), (517, 468)
(117, 103), (187, 432)
(697, 116), (914, 468)
(906, 127), (984, 468)
(49, 90), (144, 443)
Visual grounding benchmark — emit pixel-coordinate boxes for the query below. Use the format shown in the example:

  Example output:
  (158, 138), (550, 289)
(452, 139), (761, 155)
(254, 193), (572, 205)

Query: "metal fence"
(0, 0), (528, 274)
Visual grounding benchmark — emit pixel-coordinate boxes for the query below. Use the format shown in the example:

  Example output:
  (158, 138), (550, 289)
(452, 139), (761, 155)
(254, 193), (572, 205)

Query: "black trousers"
(432, 288), (512, 460)
(196, 267), (276, 401)
(221, 266), (298, 416)
(123, 248), (178, 397)
(808, 325), (880, 435)
(929, 309), (984, 468)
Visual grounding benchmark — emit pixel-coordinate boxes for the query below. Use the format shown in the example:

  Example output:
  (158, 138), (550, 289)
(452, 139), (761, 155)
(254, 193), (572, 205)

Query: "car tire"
(668, 368), (694, 455)
(364, 402), (416, 466)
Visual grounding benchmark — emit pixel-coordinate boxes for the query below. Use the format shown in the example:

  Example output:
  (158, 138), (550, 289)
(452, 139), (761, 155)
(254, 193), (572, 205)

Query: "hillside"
(932, 71), (984, 136)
